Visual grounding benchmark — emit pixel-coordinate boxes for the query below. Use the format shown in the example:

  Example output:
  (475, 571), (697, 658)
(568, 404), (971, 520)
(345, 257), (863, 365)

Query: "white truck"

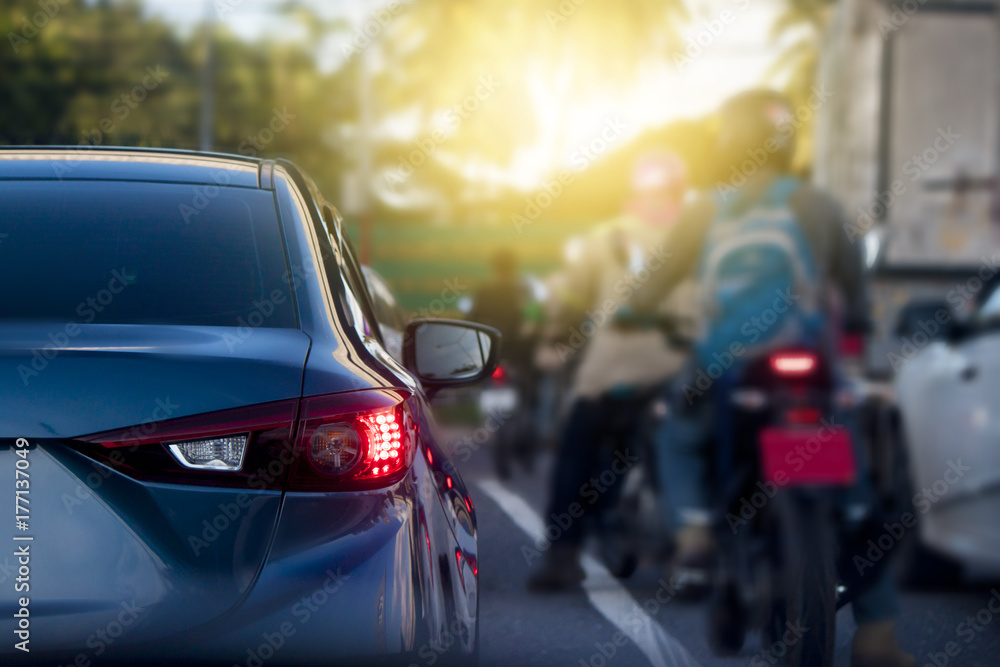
(816, 1), (1000, 579)
(815, 0), (999, 376)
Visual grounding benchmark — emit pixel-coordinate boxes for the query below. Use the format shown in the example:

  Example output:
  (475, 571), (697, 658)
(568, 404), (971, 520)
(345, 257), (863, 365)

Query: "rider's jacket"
(542, 214), (698, 399)
(629, 170), (871, 342)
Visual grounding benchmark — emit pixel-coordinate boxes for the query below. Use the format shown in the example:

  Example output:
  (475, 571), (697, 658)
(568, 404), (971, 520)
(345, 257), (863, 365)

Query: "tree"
(0, 0), (357, 198)
(375, 0), (688, 181)
(768, 0), (836, 171)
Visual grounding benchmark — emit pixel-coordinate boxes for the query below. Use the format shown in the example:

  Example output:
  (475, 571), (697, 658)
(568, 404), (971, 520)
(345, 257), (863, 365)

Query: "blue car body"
(0, 148), (478, 665)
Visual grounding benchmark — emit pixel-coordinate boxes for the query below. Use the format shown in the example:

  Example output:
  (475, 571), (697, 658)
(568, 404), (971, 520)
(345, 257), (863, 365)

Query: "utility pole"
(358, 17), (375, 264)
(993, 0), (1000, 234)
(199, 0), (215, 152)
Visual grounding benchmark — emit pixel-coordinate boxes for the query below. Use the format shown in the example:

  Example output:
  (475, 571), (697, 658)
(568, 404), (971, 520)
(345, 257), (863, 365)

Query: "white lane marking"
(477, 479), (701, 667)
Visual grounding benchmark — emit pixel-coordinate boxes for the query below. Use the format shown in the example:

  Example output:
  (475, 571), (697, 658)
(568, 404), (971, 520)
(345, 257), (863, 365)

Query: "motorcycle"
(707, 348), (858, 666)
(613, 312), (877, 666)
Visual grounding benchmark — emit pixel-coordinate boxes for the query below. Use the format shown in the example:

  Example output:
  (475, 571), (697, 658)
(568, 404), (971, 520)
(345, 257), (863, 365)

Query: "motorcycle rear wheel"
(768, 492), (837, 667)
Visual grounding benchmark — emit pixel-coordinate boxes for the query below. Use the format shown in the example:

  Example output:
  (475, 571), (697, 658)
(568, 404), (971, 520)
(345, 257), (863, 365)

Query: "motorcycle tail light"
(770, 353), (817, 375)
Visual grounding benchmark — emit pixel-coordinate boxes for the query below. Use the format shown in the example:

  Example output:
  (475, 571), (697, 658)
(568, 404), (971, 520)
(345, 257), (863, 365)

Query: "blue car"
(0, 147), (496, 666)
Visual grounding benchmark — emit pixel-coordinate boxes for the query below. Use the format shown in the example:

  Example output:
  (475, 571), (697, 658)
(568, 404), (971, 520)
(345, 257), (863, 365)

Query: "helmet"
(715, 89), (797, 175)
(626, 150), (688, 226)
(630, 150), (688, 196)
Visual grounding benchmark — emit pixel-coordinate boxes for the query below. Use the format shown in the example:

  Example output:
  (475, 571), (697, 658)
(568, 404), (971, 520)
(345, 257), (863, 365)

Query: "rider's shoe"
(527, 545), (585, 592)
(667, 525), (713, 601)
(850, 621), (916, 667)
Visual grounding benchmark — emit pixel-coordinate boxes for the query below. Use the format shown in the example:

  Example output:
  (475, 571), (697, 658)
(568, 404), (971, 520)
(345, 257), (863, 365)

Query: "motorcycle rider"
(468, 248), (531, 370)
(626, 89), (913, 667)
(468, 249), (539, 477)
(527, 151), (697, 591)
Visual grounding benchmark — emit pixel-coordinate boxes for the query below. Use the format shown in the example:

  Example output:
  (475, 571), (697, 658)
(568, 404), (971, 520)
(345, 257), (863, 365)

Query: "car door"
(896, 330), (966, 487)
(949, 290), (1000, 497)
(897, 287), (1000, 548)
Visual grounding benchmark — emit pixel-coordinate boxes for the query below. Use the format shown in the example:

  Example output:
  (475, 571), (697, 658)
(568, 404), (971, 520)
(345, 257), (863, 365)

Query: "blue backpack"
(696, 177), (825, 367)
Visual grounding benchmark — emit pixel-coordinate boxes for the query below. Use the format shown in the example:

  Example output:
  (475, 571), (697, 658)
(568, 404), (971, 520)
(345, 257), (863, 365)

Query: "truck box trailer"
(815, 0), (999, 376)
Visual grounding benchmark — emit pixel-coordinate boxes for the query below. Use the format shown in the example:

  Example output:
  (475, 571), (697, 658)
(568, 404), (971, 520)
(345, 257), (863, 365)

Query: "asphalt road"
(453, 437), (1000, 667)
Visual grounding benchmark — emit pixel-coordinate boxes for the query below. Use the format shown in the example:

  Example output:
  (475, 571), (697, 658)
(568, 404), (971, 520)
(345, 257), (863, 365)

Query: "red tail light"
(76, 390), (414, 491)
(77, 399), (298, 489)
(288, 390), (414, 491)
(770, 353), (817, 375)
(491, 365), (506, 383)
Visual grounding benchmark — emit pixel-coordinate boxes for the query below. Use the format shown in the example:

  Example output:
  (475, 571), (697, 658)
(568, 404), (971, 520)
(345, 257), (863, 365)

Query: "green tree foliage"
(0, 0), (353, 195)
(768, 0), (836, 171)
(378, 0), (688, 170)
(0, 0), (713, 220)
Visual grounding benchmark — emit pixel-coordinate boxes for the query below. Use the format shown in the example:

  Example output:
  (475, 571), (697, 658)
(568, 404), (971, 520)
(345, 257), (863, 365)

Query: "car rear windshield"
(0, 180), (296, 328)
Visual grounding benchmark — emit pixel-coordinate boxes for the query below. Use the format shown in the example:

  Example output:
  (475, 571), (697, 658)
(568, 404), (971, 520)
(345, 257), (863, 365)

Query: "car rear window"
(0, 180), (296, 328)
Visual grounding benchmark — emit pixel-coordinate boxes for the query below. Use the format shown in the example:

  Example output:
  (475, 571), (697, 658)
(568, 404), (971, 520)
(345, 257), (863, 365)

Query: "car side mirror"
(403, 319), (501, 392)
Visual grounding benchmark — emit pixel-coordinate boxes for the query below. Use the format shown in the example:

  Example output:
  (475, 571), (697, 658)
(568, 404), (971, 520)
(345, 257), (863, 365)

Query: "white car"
(894, 287), (1000, 581)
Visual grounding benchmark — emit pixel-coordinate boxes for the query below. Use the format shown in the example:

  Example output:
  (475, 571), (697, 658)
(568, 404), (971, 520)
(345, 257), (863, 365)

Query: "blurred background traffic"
(4, 0), (1000, 664)
(1, 0), (817, 301)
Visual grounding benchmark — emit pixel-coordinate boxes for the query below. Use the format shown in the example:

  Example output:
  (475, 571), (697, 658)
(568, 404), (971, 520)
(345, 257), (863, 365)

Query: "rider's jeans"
(544, 393), (645, 548)
(654, 375), (900, 625)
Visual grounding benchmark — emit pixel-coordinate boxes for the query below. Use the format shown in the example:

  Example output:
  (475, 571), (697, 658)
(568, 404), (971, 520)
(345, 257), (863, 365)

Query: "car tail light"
(286, 389), (414, 492)
(76, 399), (299, 489)
(168, 435), (249, 471)
(307, 423), (363, 475)
(75, 390), (414, 491)
(491, 365), (506, 383)
(770, 353), (817, 375)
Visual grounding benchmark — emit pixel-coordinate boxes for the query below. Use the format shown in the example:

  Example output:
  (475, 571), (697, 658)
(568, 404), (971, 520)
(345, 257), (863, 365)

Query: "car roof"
(0, 146), (269, 189)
